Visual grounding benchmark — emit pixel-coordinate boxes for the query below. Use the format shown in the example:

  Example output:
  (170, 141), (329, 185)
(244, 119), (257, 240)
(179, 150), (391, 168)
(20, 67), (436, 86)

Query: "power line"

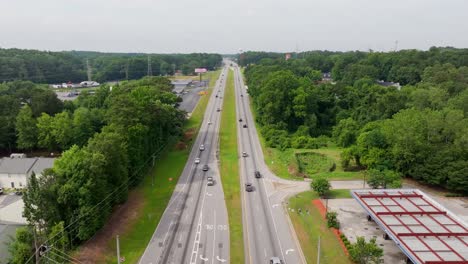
(25, 139), (173, 263)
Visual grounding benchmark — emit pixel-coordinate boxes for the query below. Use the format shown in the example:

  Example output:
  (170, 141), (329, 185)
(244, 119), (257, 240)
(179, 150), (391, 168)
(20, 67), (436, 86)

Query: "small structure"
(0, 156), (55, 189)
(79, 81), (100, 87)
(377, 80), (401, 90)
(322, 72), (332, 82)
(171, 80), (193, 94)
(351, 189), (468, 264)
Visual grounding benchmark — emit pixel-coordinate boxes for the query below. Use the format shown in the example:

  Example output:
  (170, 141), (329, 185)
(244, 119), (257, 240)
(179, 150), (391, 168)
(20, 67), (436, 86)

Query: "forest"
(0, 48), (222, 83)
(243, 47), (468, 194)
(7, 77), (186, 263)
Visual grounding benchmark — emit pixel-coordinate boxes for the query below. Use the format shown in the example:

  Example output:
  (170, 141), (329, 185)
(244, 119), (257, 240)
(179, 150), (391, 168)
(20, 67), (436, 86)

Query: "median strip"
(219, 69), (244, 263)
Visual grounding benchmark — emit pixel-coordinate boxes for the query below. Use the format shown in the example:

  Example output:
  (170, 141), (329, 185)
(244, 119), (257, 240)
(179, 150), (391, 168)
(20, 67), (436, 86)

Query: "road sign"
(195, 68), (207, 73)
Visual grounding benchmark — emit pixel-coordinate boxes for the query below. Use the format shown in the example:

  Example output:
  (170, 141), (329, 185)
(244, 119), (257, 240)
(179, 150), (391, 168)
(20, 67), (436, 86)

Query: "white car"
(208, 121), (212, 125)
(195, 158), (200, 164)
(199, 144), (205, 151)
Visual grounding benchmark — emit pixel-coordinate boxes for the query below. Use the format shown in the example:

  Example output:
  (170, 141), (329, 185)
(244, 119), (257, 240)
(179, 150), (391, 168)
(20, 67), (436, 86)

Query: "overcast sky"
(1, 0), (467, 53)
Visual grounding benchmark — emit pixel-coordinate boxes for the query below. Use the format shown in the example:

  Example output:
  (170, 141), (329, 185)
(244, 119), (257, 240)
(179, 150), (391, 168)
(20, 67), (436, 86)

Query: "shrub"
(326, 211), (340, 228)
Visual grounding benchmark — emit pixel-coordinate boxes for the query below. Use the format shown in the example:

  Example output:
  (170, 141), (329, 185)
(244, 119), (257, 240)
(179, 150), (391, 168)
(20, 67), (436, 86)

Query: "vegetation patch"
(296, 151), (335, 176)
(288, 191), (352, 263)
(219, 70), (244, 263)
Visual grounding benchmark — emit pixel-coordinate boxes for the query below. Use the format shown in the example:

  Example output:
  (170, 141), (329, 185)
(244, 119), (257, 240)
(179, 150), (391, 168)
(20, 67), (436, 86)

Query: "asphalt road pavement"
(232, 63), (309, 264)
(139, 64), (229, 264)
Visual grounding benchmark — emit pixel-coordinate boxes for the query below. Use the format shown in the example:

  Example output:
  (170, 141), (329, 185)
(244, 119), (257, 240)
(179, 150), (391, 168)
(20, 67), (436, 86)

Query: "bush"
(326, 211), (340, 229)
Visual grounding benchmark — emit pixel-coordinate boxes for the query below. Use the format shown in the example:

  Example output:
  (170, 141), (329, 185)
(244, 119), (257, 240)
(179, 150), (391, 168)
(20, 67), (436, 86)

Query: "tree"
(349, 237), (383, 264)
(16, 105), (37, 150)
(367, 169), (402, 189)
(333, 118), (360, 147)
(311, 177), (331, 197)
(37, 113), (55, 150)
(8, 227), (35, 264)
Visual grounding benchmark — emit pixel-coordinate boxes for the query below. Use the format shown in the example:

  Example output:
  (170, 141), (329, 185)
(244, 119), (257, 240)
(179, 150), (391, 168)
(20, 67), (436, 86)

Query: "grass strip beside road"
(219, 70), (244, 263)
(102, 70), (219, 263)
(288, 191), (352, 264)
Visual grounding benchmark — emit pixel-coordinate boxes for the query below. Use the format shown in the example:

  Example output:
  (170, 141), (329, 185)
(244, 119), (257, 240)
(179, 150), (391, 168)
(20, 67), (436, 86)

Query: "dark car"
(245, 183), (254, 192)
(0, 187), (3, 195)
(239, 118), (243, 122)
(202, 165), (209, 171)
(255, 170), (261, 178)
(243, 124), (248, 128)
(241, 94), (243, 97)
(217, 108), (221, 112)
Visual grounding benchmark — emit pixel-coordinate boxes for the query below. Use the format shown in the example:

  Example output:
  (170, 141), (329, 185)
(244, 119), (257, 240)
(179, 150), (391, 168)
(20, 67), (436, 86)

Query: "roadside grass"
(219, 70), (244, 263)
(102, 70), (220, 263)
(288, 191), (352, 264)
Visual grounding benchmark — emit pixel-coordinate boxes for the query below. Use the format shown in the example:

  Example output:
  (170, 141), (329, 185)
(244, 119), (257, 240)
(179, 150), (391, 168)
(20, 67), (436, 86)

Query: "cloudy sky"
(0, 0), (467, 53)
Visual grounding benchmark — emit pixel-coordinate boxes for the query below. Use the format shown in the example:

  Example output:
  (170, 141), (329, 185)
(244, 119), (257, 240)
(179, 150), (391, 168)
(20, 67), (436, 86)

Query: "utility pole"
(152, 155), (155, 186)
(86, 58), (92, 81)
(147, 55), (153, 77)
(116, 235), (121, 264)
(317, 235), (321, 264)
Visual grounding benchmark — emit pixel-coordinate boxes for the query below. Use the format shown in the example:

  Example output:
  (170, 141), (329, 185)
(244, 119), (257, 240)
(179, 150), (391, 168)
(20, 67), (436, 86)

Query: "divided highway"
(233, 63), (309, 264)
(139, 64), (230, 264)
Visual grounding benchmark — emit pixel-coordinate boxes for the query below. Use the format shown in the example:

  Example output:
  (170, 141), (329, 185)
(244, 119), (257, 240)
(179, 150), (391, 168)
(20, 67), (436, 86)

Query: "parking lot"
(0, 193), (27, 262)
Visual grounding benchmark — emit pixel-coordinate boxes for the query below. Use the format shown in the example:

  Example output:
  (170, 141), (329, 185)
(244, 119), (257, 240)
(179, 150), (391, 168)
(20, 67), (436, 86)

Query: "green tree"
(311, 177), (331, 197)
(37, 113), (55, 150)
(367, 169), (402, 189)
(15, 105), (37, 150)
(8, 227), (35, 264)
(349, 237), (383, 264)
(333, 118), (359, 147)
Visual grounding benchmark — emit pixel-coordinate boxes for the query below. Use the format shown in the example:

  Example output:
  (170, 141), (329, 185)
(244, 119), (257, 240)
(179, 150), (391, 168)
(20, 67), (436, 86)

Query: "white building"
(80, 81), (100, 87)
(0, 156), (55, 189)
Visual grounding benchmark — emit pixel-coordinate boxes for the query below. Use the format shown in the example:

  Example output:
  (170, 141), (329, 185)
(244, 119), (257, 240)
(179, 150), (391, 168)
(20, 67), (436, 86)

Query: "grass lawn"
(102, 70), (220, 263)
(219, 69), (244, 263)
(288, 191), (352, 264)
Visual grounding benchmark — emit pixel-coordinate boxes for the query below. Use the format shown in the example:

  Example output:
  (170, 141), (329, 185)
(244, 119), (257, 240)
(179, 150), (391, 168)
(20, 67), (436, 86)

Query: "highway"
(139, 63), (230, 264)
(232, 63), (309, 264)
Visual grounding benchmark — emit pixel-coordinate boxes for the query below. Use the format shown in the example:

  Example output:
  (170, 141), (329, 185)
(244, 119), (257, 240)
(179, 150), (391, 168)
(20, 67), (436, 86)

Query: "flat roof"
(351, 189), (468, 264)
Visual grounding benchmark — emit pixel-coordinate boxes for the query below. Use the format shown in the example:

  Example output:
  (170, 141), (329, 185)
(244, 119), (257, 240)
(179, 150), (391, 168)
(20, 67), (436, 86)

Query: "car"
(0, 187), (3, 195)
(217, 108), (221, 112)
(243, 124), (248, 128)
(241, 94), (243, 97)
(195, 157), (200, 164)
(202, 165), (209, 171)
(242, 152), (248, 157)
(208, 121), (212, 125)
(245, 183), (254, 192)
(15, 189), (23, 196)
(269, 257), (283, 264)
(239, 118), (243, 122)
(199, 144), (205, 151)
(216, 95), (218, 98)
(255, 170), (261, 178)
(207, 177), (214, 186)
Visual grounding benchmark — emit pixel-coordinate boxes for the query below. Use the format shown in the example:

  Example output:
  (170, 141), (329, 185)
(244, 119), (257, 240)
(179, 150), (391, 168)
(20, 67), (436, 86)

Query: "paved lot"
(327, 199), (408, 264)
(0, 194), (27, 263)
(0, 194), (26, 224)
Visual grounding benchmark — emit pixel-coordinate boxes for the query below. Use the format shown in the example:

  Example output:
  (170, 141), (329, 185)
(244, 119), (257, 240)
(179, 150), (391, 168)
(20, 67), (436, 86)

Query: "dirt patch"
(184, 128), (196, 142)
(175, 141), (187, 150)
(74, 190), (145, 264)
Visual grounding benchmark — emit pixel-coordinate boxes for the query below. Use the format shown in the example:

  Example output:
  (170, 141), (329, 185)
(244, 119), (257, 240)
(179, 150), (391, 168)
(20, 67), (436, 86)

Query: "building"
(377, 80), (401, 90)
(171, 80), (193, 94)
(0, 156), (55, 189)
(80, 81), (100, 87)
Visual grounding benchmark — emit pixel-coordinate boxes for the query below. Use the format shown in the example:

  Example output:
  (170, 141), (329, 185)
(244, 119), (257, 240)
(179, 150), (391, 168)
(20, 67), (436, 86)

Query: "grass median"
(100, 70), (219, 263)
(219, 69), (244, 263)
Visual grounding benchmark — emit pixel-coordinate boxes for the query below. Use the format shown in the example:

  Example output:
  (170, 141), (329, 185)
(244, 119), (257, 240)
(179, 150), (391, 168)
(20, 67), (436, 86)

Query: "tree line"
(8, 77), (186, 263)
(0, 48), (222, 83)
(244, 48), (468, 194)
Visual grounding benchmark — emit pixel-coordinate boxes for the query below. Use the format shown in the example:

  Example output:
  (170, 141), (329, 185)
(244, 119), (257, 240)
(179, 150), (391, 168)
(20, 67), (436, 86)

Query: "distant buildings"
(322, 72), (332, 82)
(376, 80), (401, 90)
(50, 81), (100, 89)
(0, 155), (55, 189)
